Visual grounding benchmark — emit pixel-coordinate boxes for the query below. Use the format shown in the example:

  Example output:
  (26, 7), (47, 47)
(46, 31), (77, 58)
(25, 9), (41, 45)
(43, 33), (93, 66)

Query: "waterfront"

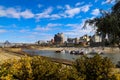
(23, 48), (120, 64)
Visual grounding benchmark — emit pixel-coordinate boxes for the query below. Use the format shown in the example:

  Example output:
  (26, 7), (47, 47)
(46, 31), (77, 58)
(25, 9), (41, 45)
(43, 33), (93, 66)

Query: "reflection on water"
(23, 49), (120, 64)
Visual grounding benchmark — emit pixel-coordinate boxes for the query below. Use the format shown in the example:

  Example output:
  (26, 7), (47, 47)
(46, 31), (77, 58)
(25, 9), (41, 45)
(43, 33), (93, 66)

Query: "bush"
(0, 55), (117, 80)
(0, 56), (81, 80)
(73, 55), (116, 80)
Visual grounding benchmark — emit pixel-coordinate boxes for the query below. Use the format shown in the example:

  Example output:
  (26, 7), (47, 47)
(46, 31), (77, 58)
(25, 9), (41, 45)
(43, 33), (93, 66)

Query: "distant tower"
(54, 33), (64, 44)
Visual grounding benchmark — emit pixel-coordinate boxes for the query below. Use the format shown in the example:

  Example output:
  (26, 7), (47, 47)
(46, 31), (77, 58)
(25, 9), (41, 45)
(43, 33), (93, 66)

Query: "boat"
(89, 49), (104, 55)
(55, 50), (61, 53)
(55, 50), (65, 54)
(70, 50), (84, 55)
(70, 50), (76, 54)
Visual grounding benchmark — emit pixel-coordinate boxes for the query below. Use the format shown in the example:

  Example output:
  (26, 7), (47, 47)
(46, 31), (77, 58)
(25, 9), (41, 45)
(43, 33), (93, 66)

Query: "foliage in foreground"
(0, 56), (81, 80)
(0, 55), (118, 80)
(73, 55), (116, 80)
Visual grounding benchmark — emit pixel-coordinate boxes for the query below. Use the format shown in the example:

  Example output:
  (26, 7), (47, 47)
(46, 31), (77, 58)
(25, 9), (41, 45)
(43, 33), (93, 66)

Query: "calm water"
(23, 49), (120, 64)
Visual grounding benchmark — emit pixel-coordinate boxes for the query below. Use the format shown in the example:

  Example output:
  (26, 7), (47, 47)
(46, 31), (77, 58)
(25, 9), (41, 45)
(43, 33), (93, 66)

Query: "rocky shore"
(34, 47), (120, 54)
(0, 47), (119, 64)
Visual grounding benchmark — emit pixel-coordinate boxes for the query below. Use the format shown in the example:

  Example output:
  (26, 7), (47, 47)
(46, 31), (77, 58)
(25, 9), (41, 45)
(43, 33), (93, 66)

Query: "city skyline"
(0, 0), (115, 43)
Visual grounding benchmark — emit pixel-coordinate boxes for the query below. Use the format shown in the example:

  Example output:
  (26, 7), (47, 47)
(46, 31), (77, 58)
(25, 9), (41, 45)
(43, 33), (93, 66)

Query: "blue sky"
(0, 0), (115, 43)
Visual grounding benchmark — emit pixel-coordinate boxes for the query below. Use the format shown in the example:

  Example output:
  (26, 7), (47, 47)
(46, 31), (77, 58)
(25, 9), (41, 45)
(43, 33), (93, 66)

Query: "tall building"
(54, 33), (64, 44)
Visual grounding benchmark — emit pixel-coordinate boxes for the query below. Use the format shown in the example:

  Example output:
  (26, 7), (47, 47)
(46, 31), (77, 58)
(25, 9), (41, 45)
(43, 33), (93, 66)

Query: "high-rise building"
(54, 33), (64, 44)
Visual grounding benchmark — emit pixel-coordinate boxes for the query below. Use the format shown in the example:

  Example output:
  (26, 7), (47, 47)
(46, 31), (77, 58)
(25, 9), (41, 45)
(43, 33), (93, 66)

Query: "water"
(23, 49), (120, 64)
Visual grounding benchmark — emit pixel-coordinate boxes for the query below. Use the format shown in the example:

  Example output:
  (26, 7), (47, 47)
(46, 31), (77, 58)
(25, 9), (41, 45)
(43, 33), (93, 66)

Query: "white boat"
(89, 49), (104, 55)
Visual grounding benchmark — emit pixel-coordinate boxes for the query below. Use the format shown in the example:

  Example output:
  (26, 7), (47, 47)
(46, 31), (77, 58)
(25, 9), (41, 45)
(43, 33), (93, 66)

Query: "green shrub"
(0, 55), (117, 80)
(0, 56), (81, 80)
(73, 55), (116, 80)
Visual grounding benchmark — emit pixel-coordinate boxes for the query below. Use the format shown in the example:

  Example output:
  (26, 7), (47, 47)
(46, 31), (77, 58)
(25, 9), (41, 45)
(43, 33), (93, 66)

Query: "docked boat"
(55, 50), (61, 53)
(55, 50), (65, 54)
(70, 50), (76, 54)
(89, 49), (104, 55)
(70, 50), (84, 55)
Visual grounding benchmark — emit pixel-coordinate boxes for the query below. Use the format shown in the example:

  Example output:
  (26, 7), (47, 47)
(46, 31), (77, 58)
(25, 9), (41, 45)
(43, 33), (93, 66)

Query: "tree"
(73, 55), (116, 80)
(83, 1), (120, 47)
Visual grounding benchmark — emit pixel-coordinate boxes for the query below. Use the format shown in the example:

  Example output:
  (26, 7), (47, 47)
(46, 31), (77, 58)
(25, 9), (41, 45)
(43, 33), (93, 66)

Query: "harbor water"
(23, 49), (120, 64)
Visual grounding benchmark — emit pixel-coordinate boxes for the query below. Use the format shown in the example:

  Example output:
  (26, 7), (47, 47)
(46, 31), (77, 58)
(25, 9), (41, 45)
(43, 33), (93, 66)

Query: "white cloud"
(65, 8), (80, 18)
(5, 7), (20, 18)
(35, 25), (49, 31)
(36, 7), (62, 21)
(50, 14), (61, 19)
(75, 2), (81, 6)
(0, 6), (35, 19)
(63, 4), (91, 18)
(75, 2), (84, 6)
(0, 6), (7, 17)
(34, 23), (62, 31)
(102, 0), (115, 5)
(21, 10), (34, 19)
(57, 5), (63, 9)
(36, 7), (53, 20)
(66, 24), (80, 28)
(47, 23), (62, 27)
(81, 4), (92, 12)
(0, 29), (7, 33)
(64, 19), (95, 37)
(91, 9), (100, 16)
(0, 4), (91, 21)
(65, 5), (71, 9)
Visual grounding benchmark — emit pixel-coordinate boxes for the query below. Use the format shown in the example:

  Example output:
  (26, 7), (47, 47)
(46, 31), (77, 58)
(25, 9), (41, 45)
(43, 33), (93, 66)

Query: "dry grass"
(0, 48), (24, 63)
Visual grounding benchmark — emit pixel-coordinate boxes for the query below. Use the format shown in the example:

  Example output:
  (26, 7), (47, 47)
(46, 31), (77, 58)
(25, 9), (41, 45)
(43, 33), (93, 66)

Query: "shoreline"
(33, 47), (120, 54)
(0, 47), (119, 64)
(0, 47), (73, 65)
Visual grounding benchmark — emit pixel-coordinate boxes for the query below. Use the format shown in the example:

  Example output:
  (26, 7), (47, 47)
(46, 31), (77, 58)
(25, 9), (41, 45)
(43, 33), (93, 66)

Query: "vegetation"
(73, 55), (116, 80)
(83, 1), (120, 47)
(0, 56), (81, 80)
(0, 55), (118, 80)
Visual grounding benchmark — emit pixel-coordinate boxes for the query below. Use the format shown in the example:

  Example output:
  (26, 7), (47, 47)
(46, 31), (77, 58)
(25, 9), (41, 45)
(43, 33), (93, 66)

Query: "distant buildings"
(79, 35), (91, 42)
(54, 33), (64, 44)
(35, 40), (46, 45)
(35, 32), (109, 47)
(3, 40), (11, 47)
(67, 38), (79, 44)
(91, 33), (102, 43)
(0, 40), (24, 48)
(90, 33), (104, 46)
(66, 35), (91, 47)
